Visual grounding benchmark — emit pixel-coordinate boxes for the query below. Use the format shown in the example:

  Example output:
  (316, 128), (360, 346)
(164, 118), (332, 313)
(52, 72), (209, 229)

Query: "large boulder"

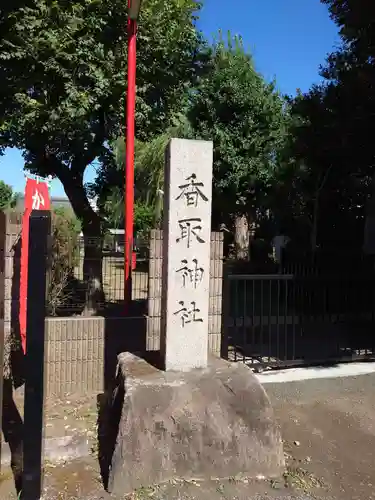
(107, 353), (284, 496)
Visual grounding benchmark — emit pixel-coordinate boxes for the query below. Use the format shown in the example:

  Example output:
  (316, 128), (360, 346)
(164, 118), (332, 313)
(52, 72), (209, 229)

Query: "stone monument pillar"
(108, 148), (284, 492)
(161, 138), (213, 371)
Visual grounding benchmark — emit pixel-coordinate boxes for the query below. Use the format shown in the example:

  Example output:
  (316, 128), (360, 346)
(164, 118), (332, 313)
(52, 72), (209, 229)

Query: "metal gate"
(222, 271), (375, 370)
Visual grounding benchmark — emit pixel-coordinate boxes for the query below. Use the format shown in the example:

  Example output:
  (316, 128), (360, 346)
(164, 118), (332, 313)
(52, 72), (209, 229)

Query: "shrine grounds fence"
(3, 206), (374, 397)
(222, 267), (375, 370)
(46, 234), (149, 317)
(0, 211), (224, 397)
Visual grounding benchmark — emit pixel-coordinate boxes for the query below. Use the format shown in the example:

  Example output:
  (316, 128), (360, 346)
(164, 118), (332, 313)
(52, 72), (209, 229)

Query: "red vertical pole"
(124, 4), (137, 310)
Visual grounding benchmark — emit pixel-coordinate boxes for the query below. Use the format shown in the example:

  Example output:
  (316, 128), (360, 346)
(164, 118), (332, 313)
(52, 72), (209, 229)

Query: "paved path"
(267, 373), (375, 500)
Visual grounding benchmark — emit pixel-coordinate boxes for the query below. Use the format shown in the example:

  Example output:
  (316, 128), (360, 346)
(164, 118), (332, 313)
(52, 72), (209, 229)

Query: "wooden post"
(22, 210), (50, 500)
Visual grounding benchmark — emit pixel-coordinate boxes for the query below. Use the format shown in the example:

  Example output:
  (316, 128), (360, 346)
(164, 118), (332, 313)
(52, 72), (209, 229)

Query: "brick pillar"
(0, 211), (23, 476)
(1, 211), (23, 382)
(208, 231), (224, 355)
(147, 230), (163, 350)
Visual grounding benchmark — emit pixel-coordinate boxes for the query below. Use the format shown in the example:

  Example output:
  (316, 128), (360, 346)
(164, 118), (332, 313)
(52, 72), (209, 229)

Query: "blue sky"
(0, 0), (339, 197)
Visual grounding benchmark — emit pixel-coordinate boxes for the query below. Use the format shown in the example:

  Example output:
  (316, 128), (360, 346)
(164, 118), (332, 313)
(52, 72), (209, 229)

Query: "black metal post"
(21, 210), (50, 500)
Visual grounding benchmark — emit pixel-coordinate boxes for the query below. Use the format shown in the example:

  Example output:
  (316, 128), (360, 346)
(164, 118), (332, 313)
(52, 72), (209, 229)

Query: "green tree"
(0, 0), (207, 311)
(283, 0), (375, 251)
(321, 0), (375, 65)
(134, 202), (155, 235)
(94, 114), (192, 229)
(188, 35), (288, 259)
(0, 180), (20, 210)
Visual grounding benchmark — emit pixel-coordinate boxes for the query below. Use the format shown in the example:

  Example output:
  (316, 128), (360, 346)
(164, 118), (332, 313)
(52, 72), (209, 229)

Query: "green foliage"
(95, 115), (192, 228)
(97, 35), (289, 239)
(47, 207), (81, 316)
(0, 0), (208, 308)
(0, 0), (207, 162)
(0, 0), (208, 222)
(53, 206), (81, 233)
(0, 180), (19, 210)
(188, 35), (288, 227)
(134, 201), (155, 235)
(282, 0), (375, 248)
(133, 114), (192, 206)
(0, 180), (14, 210)
(321, 0), (375, 64)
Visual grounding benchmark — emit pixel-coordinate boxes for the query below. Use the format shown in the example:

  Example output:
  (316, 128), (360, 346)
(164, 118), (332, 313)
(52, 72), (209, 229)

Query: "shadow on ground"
(2, 380), (23, 495)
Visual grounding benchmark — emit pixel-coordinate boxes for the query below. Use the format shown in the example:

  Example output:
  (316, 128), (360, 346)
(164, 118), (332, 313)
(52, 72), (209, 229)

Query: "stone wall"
(147, 230), (224, 355)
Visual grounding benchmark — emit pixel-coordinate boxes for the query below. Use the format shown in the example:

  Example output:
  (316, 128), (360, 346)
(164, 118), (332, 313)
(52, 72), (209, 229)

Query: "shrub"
(46, 208), (81, 315)
(134, 201), (155, 236)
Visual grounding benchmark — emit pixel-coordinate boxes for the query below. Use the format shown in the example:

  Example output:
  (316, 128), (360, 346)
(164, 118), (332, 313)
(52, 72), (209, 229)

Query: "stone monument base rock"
(107, 353), (284, 496)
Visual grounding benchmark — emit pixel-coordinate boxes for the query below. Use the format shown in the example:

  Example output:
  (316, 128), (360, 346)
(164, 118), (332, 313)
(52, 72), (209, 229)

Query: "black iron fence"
(46, 234), (149, 317)
(223, 271), (375, 369)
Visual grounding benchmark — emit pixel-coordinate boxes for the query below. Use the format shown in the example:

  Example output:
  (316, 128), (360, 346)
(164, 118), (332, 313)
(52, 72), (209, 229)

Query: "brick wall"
(45, 317), (104, 395)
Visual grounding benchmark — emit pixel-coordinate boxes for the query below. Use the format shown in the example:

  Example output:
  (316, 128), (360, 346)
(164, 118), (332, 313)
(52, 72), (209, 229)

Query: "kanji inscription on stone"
(173, 300), (203, 327)
(161, 138), (213, 371)
(176, 258), (204, 288)
(175, 173), (209, 207)
(176, 218), (205, 248)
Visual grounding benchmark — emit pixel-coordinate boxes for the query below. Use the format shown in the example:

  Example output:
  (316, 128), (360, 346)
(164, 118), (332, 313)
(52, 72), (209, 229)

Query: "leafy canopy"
(0, 0), (208, 228)
(0, 180), (19, 210)
(93, 114), (192, 228)
(188, 35), (288, 226)
(282, 0), (375, 248)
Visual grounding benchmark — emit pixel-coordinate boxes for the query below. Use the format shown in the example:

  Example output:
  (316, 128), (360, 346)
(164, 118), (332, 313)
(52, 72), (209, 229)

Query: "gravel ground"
(2, 371), (375, 499)
(266, 372), (375, 500)
(1, 462), (317, 500)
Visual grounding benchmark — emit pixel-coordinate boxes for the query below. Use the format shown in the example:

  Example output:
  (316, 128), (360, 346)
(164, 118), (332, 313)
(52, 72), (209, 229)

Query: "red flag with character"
(20, 178), (51, 353)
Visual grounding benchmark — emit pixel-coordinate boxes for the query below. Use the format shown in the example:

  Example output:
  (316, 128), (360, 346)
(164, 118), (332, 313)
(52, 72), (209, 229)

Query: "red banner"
(20, 178), (51, 353)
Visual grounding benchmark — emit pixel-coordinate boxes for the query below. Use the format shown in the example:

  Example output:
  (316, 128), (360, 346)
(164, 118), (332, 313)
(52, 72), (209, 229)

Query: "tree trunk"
(59, 172), (105, 315)
(81, 217), (105, 315)
(310, 165), (333, 254)
(310, 195), (319, 253)
(234, 214), (250, 260)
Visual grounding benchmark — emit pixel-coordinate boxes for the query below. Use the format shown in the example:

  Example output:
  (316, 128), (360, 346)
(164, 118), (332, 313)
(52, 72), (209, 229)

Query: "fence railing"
(223, 272), (375, 369)
(46, 235), (149, 317)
